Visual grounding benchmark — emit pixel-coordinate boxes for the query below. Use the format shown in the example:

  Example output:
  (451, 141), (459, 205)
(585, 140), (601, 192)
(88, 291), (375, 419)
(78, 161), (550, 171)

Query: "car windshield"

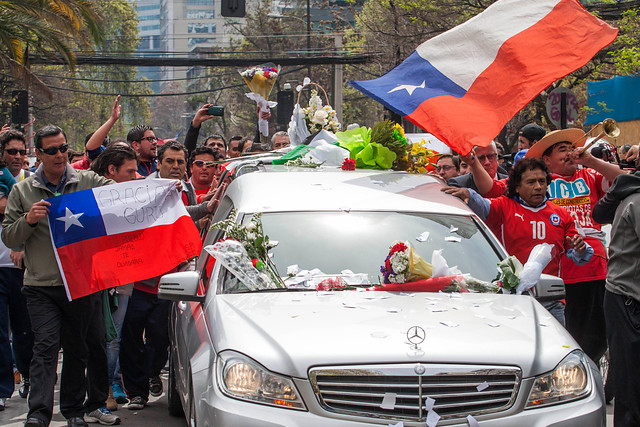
(219, 211), (504, 293)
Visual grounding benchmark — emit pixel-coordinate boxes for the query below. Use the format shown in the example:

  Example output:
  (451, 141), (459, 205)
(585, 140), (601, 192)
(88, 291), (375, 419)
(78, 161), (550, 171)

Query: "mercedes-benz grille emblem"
(407, 326), (426, 346)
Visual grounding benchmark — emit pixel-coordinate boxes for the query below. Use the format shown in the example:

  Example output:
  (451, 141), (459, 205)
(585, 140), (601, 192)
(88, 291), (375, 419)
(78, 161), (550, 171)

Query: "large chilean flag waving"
(47, 179), (202, 300)
(349, 0), (618, 155)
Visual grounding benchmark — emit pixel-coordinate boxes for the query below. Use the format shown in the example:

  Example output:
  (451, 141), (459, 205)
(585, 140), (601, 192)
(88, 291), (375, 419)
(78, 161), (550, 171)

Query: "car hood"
(209, 291), (578, 379)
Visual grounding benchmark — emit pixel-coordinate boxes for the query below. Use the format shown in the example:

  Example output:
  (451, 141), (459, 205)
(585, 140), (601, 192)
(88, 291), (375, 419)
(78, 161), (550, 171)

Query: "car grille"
(309, 364), (521, 422)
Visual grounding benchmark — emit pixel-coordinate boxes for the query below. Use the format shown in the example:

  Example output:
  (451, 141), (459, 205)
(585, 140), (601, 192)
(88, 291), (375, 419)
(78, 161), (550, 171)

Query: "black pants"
(22, 286), (107, 423)
(120, 288), (170, 400)
(564, 279), (607, 362)
(604, 290), (640, 427)
(0, 267), (33, 398)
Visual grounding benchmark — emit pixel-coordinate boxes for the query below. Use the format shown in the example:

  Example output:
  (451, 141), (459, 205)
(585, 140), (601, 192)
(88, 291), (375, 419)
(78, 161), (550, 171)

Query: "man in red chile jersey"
(442, 157), (593, 326)
(524, 128), (624, 363)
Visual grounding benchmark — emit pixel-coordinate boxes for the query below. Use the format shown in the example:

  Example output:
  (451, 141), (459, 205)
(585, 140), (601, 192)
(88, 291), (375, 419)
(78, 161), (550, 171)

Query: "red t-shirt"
(485, 196), (580, 278)
(195, 188), (209, 203)
(548, 168), (608, 283)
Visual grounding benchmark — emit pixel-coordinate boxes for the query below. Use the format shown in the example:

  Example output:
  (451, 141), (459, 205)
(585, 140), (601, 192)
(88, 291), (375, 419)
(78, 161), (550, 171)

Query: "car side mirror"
(158, 271), (205, 302)
(533, 274), (565, 302)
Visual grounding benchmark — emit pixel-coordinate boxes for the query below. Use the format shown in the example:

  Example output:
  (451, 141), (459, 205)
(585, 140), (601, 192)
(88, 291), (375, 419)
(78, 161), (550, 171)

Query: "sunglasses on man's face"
(192, 160), (216, 168)
(5, 148), (26, 156)
(38, 144), (69, 155)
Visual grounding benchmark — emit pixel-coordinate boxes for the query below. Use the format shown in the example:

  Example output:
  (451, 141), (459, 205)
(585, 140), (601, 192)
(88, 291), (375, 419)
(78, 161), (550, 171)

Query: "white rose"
(246, 232), (256, 240)
(312, 110), (328, 125)
(245, 222), (256, 232)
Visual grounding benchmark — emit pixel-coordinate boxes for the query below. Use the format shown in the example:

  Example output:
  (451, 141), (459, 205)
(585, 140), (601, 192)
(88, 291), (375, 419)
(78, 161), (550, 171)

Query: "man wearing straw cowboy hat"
(525, 127), (625, 364)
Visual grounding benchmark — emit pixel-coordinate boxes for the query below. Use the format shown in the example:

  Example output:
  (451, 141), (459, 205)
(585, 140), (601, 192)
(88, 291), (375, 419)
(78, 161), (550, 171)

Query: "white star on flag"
(387, 81), (425, 96)
(56, 207), (85, 232)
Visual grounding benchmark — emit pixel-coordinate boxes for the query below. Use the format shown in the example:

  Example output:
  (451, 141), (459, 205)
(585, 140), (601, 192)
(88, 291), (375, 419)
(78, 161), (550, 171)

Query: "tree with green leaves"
(0, 0), (104, 91)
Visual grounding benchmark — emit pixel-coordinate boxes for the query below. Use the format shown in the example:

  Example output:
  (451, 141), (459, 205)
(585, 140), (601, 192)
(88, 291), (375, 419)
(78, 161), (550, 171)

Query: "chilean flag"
(47, 179), (202, 300)
(349, 0), (618, 155)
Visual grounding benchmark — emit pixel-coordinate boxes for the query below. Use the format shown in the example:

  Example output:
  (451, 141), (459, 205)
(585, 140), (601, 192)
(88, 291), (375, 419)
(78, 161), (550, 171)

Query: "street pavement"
(0, 358), (614, 426)
(0, 359), (187, 427)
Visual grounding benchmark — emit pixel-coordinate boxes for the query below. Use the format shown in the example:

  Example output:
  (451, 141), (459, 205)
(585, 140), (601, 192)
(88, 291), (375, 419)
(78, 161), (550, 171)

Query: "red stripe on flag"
(57, 216), (202, 300)
(407, 0), (617, 155)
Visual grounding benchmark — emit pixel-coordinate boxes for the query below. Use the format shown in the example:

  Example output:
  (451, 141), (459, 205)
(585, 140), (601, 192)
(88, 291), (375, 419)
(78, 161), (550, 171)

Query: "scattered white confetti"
(363, 294), (377, 300)
(445, 236), (462, 243)
(440, 321), (459, 327)
(371, 180), (385, 185)
(426, 409), (441, 427)
(476, 381), (489, 391)
(286, 264), (299, 275)
(416, 231), (430, 242)
(380, 393), (397, 410)
(317, 291), (334, 296)
(472, 303), (480, 307)
(424, 296), (439, 301)
(448, 292), (462, 299)
(290, 314), (300, 318)
(399, 292), (415, 297)
(539, 322), (550, 327)
(507, 316), (517, 320)
(342, 302), (358, 309)
(424, 397), (435, 411)
(429, 307), (448, 313)
(378, 295), (391, 299)
(467, 415), (480, 427)
(475, 314), (486, 319)
(291, 298), (301, 302)
(388, 422), (404, 427)
(449, 225), (458, 233)
(487, 323), (500, 328)
(387, 307), (402, 313)
(371, 331), (388, 339)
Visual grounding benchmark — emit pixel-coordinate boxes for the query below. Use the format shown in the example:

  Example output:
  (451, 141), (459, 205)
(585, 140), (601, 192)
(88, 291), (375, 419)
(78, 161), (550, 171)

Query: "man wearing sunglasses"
(447, 141), (508, 192)
(2, 125), (118, 427)
(0, 129), (32, 412)
(188, 146), (222, 203)
(127, 125), (157, 177)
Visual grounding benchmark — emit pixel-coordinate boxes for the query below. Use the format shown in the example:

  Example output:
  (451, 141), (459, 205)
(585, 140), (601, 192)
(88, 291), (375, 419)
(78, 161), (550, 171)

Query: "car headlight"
(526, 350), (591, 408)
(217, 351), (306, 410)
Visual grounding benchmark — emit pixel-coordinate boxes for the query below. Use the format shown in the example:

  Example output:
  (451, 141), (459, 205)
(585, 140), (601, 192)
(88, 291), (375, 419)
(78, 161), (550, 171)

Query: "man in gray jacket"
(593, 169), (640, 427)
(1, 125), (119, 427)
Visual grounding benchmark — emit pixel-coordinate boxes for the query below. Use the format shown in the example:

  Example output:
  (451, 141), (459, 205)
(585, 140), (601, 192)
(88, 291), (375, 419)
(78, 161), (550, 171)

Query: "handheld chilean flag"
(47, 179), (202, 300)
(349, 0), (618, 155)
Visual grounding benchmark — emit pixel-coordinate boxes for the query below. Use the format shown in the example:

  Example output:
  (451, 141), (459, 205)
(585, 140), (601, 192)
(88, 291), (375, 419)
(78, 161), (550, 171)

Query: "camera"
(207, 106), (224, 116)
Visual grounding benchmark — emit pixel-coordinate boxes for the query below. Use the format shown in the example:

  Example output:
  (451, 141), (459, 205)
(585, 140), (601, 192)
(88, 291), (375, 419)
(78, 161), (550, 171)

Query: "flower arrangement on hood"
(210, 210), (283, 288)
(335, 120), (410, 171)
(302, 89), (341, 134)
(380, 241), (433, 284)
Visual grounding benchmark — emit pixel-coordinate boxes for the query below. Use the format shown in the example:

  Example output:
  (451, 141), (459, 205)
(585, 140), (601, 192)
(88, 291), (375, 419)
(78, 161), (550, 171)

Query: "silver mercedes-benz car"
(159, 164), (605, 426)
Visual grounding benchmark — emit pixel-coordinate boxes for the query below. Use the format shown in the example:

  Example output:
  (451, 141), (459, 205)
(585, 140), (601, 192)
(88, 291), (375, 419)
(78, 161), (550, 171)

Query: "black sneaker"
(19, 377), (30, 398)
(126, 396), (147, 410)
(149, 376), (163, 397)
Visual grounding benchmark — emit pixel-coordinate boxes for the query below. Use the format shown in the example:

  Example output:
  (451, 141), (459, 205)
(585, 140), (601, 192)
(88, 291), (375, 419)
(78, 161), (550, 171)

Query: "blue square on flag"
(47, 189), (106, 248)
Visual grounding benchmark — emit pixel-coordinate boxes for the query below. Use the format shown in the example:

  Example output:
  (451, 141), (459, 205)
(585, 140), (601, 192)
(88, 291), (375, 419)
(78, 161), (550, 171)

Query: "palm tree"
(0, 0), (105, 92)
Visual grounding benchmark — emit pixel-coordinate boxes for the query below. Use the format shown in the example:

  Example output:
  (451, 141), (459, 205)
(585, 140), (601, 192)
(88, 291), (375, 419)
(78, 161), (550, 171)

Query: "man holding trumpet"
(524, 125), (625, 364)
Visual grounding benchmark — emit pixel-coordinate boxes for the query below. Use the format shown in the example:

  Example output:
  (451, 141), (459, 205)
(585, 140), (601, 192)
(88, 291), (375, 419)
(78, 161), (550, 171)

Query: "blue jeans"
(107, 293), (129, 387)
(541, 300), (566, 327)
(0, 267), (33, 398)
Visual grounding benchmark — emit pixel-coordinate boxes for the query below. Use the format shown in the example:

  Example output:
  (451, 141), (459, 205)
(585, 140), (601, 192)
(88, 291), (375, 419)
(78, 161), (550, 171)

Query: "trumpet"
(575, 118), (620, 154)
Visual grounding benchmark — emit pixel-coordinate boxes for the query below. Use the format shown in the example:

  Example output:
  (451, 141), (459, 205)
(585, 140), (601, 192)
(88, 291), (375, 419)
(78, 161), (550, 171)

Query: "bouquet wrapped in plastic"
(204, 240), (276, 291)
(497, 243), (553, 294)
(239, 63), (280, 137)
(379, 241), (433, 284)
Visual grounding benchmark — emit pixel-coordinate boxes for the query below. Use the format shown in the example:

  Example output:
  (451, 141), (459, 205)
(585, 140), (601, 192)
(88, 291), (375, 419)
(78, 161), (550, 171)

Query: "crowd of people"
(0, 95), (638, 427)
(0, 97), (290, 427)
